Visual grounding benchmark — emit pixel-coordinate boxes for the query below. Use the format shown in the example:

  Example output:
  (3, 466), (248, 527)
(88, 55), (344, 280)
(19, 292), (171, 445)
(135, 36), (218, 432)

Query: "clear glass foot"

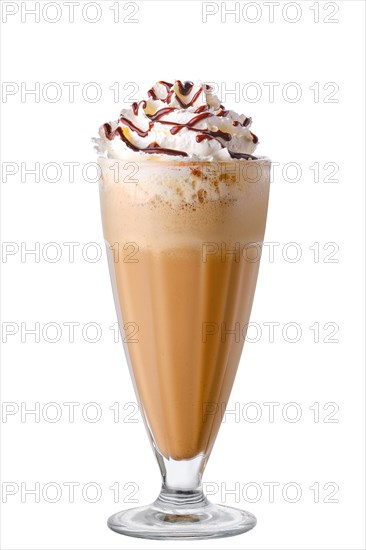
(107, 492), (256, 540)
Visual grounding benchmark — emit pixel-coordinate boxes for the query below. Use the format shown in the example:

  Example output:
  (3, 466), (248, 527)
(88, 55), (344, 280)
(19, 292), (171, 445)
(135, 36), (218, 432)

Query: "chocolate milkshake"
(95, 80), (270, 539)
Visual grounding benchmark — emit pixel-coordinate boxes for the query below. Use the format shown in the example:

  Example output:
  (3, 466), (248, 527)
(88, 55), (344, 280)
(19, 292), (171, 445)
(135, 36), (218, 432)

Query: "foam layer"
(99, 157), (270, 209)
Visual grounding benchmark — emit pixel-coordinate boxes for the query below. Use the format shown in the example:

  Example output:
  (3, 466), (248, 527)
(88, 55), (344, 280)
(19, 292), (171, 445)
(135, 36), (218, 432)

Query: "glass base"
(107, 498), (256, 540)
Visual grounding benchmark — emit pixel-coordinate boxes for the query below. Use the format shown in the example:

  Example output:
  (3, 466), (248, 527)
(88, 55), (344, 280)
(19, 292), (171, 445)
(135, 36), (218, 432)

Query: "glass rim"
(97, 155), (271, 167)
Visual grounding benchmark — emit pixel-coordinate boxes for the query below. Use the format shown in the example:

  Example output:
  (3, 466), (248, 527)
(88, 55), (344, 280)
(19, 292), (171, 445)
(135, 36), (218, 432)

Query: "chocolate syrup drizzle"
(104, 81), (258, 159)
(119, 116), (152, 137)
(169, 112), (212, 134)
(103, 124), (188, 157)
(195, 104), (210, 114)
(147, 88), (158, 100)
(233, 117), (252, 128)
(196, 134), (216, 143)
(177, 80), (194, 95)
(131, 100), (146, 116)
(229, 151), (258, 160)
(159, 81), (173, 93)
(175, 85), (203, 109)
(148, 107), (176, 121)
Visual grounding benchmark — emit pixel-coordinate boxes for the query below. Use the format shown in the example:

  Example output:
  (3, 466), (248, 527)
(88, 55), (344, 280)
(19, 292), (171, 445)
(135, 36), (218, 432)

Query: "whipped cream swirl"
(95, 80), (259, 161)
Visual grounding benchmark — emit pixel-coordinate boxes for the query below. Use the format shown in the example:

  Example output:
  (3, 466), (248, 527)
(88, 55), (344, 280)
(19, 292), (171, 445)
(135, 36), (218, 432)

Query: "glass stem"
(155, 452), (208, 508)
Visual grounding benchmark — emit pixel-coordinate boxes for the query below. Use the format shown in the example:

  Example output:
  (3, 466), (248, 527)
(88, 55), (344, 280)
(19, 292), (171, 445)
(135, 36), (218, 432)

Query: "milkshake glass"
(99, 156), (270, 539)
(96, 79), (271, 539)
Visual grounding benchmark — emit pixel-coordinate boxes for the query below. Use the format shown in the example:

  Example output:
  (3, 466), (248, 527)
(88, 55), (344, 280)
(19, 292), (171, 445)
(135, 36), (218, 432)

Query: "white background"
(1, 1), (365, 549)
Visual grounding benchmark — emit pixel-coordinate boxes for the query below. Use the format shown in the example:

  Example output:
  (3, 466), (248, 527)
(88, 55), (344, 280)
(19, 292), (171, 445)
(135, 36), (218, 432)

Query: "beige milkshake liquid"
(99, 158), (270, 460)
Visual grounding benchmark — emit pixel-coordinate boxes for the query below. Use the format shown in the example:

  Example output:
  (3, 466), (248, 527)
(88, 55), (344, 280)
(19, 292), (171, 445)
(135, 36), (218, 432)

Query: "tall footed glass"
(98, 156), (270, 539)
